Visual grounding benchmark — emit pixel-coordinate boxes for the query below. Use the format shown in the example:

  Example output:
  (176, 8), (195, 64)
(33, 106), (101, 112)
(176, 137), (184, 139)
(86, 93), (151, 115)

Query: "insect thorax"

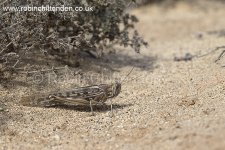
(105, 81), (121, 98)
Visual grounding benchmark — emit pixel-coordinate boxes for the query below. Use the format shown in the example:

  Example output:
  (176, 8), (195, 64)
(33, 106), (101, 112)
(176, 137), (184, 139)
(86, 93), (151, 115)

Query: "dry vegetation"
(0, 0), (147, 83)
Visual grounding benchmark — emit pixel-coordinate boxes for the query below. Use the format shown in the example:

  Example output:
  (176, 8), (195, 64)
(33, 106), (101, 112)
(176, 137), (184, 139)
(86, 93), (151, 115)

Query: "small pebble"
(53, 134), (60, 141)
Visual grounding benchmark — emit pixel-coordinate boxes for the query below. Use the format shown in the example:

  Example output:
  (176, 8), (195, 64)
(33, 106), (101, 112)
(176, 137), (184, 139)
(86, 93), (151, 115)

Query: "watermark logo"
(3, 5), (94, 12)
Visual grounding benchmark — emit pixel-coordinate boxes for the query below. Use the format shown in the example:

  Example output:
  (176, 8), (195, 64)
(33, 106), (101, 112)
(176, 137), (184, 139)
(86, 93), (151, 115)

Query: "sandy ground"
(1, 1), (225, 150)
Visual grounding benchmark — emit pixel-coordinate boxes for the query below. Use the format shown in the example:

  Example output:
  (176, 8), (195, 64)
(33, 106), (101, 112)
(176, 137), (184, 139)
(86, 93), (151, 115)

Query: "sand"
(1, 1), (225, 150)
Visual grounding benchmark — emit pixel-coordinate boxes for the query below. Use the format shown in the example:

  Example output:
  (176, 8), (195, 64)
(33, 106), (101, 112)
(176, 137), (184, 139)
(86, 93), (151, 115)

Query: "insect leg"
(110, 99), (114, 117)
(90, 100), (94, 116)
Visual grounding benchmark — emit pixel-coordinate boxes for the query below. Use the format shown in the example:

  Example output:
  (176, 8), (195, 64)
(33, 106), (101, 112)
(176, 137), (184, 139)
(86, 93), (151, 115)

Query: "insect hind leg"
(110, 99), (114, 117)
(90, 100), (95, 116)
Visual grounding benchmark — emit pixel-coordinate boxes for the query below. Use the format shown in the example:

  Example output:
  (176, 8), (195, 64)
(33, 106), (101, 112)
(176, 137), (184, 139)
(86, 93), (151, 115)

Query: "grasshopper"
(20, 67), (134, 115)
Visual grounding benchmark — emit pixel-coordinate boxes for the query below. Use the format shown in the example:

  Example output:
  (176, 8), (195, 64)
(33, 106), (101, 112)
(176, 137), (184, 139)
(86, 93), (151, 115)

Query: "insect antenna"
(120, 67), (135, 84)
(122, 69), (149, 85)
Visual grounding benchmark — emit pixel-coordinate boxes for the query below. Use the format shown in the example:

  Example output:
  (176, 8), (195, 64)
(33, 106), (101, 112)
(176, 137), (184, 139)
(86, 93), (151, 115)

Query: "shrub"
(0, 0), (147, 81)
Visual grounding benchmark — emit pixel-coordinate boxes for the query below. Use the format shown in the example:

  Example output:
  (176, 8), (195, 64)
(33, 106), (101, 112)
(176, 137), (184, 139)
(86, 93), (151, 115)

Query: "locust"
(20, 67), (134, 115)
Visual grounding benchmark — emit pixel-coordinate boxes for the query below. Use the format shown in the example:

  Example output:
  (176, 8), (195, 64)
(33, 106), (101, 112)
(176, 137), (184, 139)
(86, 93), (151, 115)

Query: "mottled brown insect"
(20, 68), (133, 115)
(20, 82), (121, 115)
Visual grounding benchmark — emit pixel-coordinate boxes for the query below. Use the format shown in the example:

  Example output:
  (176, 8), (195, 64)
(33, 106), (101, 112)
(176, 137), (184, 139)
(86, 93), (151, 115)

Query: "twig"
(0, 41), (13, 55)
(197, 46), (225, 58)
(0, 0), (8, 7)
(17, 66), (70, 74)
(215, 50), (225, 63)
(12, 59), (20, 68)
